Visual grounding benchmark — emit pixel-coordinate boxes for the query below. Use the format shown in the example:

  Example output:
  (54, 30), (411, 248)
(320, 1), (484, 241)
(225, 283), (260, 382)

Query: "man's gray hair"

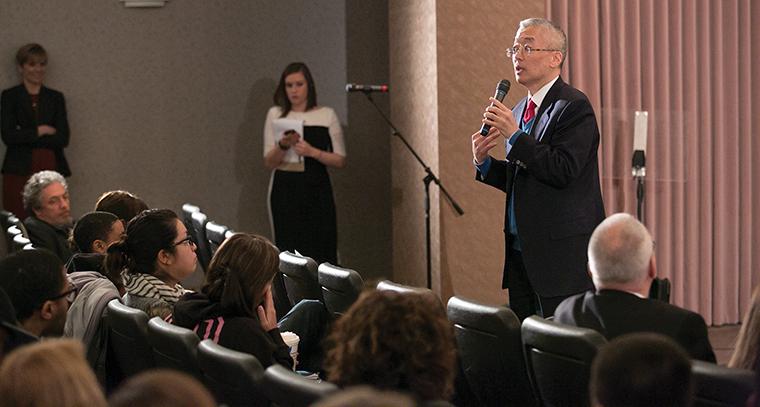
(519, 18), (568, 68)
(22, 170), (67, 213)
(588, 213), (653, 287)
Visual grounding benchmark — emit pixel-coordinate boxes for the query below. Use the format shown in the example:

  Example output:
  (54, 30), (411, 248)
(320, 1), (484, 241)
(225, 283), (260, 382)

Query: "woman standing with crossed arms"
(264, 62), (345, 265)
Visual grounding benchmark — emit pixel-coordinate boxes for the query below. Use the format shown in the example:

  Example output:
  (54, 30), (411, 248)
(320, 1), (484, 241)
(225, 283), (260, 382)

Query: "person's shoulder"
(2, 84), (25, 98)
(553, 291), (589, 320)
(23, 215), (49, 229)
(267, 106), (283, 117)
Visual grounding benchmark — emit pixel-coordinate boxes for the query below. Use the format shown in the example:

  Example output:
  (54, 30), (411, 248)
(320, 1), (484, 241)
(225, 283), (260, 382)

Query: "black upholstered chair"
(225, 229), (236, 239)
(446, 295), (537, 407)
(146, 317), (202, 380)
(278, 251), (323, 306)
(6, 225), (22, 253)
(376, 280), (442, 307)
(205, 221), (228, 257)
(649, 277), (672, 303)
(262, 364), (338, 407)
(190, 210), (212, 271)
(317, 263), (364, 319)
(692, 360), (757, 407)
(196, 339), (269, 407)
(521, 315), (607, 407)
(271, 271), (292, 321)
(106, 299), (155, 378)
(11, 232), (31, 252)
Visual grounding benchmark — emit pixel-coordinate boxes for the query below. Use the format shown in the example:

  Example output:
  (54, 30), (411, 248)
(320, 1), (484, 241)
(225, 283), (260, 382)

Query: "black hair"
(0, 249), (64, 323)
(70, 211), (119, 253)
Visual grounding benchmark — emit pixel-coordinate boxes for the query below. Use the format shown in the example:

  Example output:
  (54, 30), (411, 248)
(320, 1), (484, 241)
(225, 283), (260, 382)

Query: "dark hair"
(105, 209), (178, 282)
(15, 43), (47, 67)
(94, 190), (149, 224)
(70, 211), (120, 254)
(0, 249), (64, 323)
(273, 62), (317, 117)
(324, 289), (457, 402)
(591, 333), (694, 407)
(200, 234), (280, 319)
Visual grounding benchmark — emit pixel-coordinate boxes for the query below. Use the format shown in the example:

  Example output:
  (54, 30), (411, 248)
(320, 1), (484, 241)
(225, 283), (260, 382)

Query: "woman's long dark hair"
(200, 234), (280, 318)
(104, 209), (178, 283)
(273, 62), (317, 118)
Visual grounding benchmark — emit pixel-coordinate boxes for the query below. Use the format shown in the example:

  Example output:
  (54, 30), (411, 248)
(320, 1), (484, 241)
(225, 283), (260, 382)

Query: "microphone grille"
(497, 79), (511, 93)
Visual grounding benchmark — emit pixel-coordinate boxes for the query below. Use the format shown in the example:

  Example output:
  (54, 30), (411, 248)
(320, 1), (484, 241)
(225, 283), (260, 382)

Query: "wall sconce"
(119, 0), (168, 7)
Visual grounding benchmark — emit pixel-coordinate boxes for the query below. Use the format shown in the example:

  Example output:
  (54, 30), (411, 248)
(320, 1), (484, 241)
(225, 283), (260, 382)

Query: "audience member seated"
(729, 284), (760, 372)
(0, 249), (70, 338)
(0, 286), (37, 361)
(0, 338), (108, 407)
(171, 233), (328, 372)
(311, 385), (420, 407)
(94, 189), (149, 226)
(105, 209), (196, 313)
(108, 369), (216, 407)
(590, 332), (694, 407)
(21, 170), (72, 262)
(554, 213), (716, 362)
(324, 289), (457, 405)
(66, 211), (125, 291)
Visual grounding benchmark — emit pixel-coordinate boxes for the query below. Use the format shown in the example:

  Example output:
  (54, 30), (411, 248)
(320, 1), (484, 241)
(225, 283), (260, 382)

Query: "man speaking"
(471, 18), (605, 320)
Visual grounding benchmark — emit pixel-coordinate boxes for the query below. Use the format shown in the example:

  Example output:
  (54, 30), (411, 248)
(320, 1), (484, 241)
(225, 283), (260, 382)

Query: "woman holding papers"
(263, 62), (345, 265)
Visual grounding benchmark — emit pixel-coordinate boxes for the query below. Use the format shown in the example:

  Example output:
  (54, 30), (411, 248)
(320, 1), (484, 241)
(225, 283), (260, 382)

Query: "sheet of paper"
(273, 118), (305, 172)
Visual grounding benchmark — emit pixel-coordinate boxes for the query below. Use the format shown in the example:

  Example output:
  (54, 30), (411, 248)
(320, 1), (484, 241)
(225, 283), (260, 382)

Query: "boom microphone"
(479, 79), (511, 136)
(346, 83), (389, 93)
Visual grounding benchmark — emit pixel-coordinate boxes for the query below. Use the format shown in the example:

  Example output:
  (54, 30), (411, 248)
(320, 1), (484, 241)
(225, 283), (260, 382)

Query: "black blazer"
(0, 84), (71, 176)
(477, 77), (604, 297)
(554, 289), (717, 363)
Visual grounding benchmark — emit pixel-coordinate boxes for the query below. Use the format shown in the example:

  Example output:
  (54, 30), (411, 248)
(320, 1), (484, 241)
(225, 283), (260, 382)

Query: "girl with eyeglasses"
(105, 209), (197, 315)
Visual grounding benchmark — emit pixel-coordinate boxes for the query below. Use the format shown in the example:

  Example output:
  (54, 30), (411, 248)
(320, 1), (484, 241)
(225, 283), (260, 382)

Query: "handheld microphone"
(346, 83), (389, 93)
(632, 111), (648, 178)
(479, 79), (511, 136)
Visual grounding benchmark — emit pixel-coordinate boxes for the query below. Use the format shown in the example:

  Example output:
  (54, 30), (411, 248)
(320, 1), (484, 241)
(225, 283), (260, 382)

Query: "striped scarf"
(122, 271), (185, 305)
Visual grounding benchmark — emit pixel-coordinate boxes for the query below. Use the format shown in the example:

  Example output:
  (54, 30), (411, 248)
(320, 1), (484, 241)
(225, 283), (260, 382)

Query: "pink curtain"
(548, 0), (760, 325)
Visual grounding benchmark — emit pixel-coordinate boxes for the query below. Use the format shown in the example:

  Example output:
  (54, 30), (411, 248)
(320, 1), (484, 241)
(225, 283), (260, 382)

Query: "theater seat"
(521, 315), (607, 407)
(692, 360), (757, 407)
(262, 364), (338, 407)
(197, 339), (269, 407)
(447, 295), (537, 407)
(317, 263), (364, 319)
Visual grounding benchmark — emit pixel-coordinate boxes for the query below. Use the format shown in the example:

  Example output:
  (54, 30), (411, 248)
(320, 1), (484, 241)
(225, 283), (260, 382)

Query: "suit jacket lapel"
(529, 77), (565, 142)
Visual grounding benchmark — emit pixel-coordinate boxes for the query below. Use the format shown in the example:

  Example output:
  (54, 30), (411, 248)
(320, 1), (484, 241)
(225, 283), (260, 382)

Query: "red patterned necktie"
(523, 99), (536, 124)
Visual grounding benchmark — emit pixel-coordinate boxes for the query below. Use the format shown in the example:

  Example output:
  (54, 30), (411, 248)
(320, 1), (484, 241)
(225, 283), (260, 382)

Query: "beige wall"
(0, 0), (391, 284)
(390, 0), (544, 304)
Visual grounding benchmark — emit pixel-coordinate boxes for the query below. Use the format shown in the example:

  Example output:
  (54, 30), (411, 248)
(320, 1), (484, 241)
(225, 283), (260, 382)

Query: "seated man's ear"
(39, 301), (56, 320)
(91, 239), (108, 254)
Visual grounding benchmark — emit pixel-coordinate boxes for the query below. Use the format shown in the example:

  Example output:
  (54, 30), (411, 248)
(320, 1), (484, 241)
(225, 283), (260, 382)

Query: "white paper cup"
(280, 331), (300, 371)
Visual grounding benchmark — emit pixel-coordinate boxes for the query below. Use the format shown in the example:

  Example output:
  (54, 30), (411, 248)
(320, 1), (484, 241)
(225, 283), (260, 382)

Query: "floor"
(709, 324), (740, 365)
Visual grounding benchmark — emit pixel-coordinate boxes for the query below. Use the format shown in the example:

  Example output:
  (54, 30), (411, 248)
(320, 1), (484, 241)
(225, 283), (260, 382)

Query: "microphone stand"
(357, 90), (464, 290)
(632, 163), (645, 222)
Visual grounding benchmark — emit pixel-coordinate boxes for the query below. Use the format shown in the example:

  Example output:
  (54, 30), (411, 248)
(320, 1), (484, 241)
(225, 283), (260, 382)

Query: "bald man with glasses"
(472, 18), (605, 320)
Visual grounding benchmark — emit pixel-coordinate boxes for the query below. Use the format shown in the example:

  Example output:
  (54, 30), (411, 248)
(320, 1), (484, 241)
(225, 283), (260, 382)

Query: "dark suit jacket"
(477, 77), (604, 297)
(554, 289), (717, 362)
(0, 84), (71, 176)
(24, 215), (72, 264)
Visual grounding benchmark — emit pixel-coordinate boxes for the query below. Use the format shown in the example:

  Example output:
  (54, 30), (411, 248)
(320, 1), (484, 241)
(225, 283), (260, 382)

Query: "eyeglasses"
(169, 235), (195, 248)
(506, 44), (559, 58)
(49, 286), (77, 302)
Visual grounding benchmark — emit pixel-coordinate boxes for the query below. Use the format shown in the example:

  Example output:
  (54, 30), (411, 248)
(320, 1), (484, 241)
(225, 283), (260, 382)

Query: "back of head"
(588, 213), (653, 287)
(0, 338), (107, 407)
(325, 289), (457, 402)
(200, 233), (280, 318)
(22, 170), (67, 214)
(94, 190), (149, 224)
(0, 249), (64, 324)
(70, 211), (119, 254)
(729, 284), (760, 371)
(591, 332), (693, 407)
(311, 385), (419, 407)
(108, 369), (216, 407)
(105, 208), (178, 280)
